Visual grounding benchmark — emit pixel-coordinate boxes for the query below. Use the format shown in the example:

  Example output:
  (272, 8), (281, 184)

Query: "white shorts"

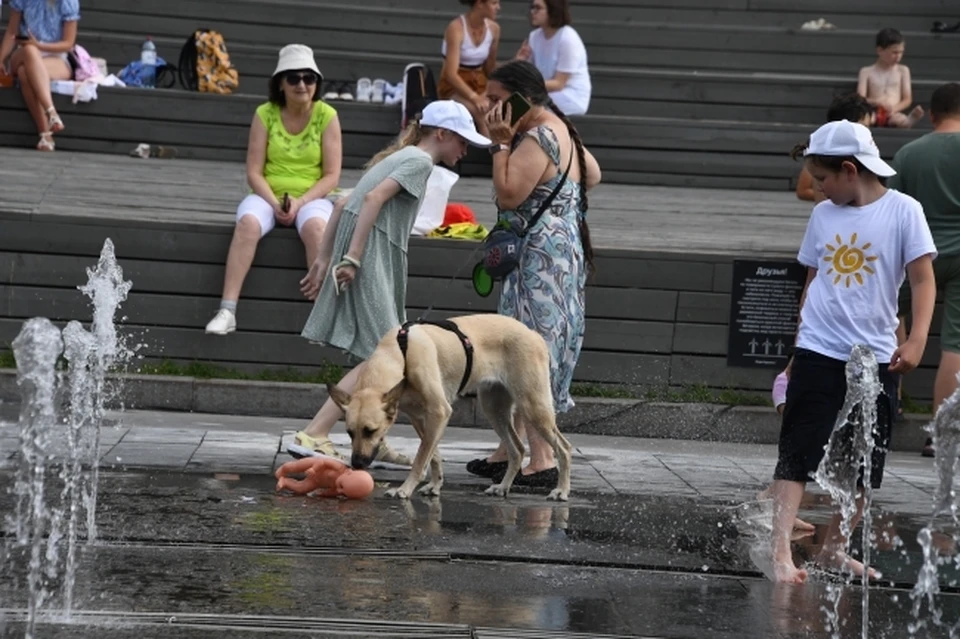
(236, 194), (334, 237)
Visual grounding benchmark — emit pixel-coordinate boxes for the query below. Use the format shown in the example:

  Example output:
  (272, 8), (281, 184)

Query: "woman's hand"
(485, 101), (518, 146)
(274, 196), (296, 227)
(471, 94), (491, 115)
(516, 39), (532, 61)
(334, 264), (357, 291)
(300, 257), (328, 300)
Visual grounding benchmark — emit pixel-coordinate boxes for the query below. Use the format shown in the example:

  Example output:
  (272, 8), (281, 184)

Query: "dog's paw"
(484, 484), (509, 498)
(418, 482), (442, 498)
(547, 488), (569, 502)
(385, 486), (412, 500)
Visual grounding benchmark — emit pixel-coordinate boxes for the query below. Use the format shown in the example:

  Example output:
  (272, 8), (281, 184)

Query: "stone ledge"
(0, 370), (933, 451)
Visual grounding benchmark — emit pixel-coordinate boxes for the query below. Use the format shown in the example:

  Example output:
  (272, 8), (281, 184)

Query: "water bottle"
(140, 36), (157, 88)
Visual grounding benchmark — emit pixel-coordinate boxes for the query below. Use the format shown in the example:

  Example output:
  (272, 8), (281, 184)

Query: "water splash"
(909, 375), (960, 636)
(9, 318), (64, 639)
(4, 239), (132, 636)
(812, 344), (882, 639)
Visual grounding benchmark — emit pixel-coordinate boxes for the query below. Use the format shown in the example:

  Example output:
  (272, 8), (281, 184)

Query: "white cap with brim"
(273, 44), (323, 82)
(804, 119), (896, 177)
(420, 100), (492, 147)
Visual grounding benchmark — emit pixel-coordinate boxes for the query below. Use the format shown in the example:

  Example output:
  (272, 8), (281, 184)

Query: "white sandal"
(46, 107), (64, 133)
(36, 132), (55, 151)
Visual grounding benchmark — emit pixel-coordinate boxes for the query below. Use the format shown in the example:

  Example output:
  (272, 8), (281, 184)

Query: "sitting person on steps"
(515, 0), (591, 116)
(856, 28), (924, 129)
(206, 44), (342, 335)
(438, 0), (501, 134)
(0, 0), (79, 151)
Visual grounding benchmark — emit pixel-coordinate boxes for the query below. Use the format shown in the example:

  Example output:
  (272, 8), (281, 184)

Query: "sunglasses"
(284, 72), (318, 86)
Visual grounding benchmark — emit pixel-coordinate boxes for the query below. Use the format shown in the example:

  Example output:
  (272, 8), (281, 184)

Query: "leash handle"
(416, 242), (485, 321)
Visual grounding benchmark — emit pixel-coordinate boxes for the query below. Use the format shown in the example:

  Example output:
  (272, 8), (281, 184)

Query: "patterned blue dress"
(498, 125), (586, 413)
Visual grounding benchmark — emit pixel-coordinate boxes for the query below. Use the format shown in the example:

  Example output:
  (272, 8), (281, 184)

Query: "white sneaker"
(205, 309), (236, 335)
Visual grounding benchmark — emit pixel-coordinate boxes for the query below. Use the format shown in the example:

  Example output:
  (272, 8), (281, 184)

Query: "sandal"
(46, 107), (64, 133)
(36, 132), (55, 151)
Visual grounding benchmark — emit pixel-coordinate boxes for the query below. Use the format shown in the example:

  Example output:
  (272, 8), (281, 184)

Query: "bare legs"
(483, 421), (556, 474)
(220, 215), (263, 303)
(219, 214), (326, 304)
(10, 47), (71, 148)
(770, 480), (809, 583)
(888, 106), (925, 129)
(301, 362), (367, 439)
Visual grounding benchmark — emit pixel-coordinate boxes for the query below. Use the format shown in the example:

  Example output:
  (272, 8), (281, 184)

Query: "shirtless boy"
(857, 28), (924, 129)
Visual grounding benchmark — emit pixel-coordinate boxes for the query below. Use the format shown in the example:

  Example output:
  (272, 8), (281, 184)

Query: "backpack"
(401, 63), (437, 130)
(177, 29), (238, 94)
(67, 44), (103, 82)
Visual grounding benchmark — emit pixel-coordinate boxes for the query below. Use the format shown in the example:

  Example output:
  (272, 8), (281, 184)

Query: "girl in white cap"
(205, 44), (342, 336)
(288, 100), (491, 463)
(769, 119), (937, 584)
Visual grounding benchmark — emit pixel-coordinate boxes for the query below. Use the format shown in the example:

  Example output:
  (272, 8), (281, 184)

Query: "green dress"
(301, 146), (435, 360)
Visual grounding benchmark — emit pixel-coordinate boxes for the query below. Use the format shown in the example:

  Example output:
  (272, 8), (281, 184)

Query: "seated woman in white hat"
(206, 43), (343, 335)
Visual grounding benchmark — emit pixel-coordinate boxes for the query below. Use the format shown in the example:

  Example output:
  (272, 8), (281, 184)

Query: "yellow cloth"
(255, 100), (337, 199)
(426, 222), (489, 240)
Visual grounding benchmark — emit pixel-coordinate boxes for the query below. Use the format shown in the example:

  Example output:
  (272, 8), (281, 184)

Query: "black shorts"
(773, 348), (899, 489)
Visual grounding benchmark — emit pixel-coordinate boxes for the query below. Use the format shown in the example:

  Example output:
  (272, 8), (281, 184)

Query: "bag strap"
(518, 145), (574, 238)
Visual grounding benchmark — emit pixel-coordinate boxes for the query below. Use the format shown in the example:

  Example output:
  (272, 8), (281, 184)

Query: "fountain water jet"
(812, 344), (882, 639)
(909, 374), (960, 636)
(3, 239), (132, 637)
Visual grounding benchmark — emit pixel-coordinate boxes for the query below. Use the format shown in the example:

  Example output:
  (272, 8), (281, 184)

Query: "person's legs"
(815, 493), (880, 579)
(294, 199), (333, 267)
(547, 89), (586, 116)
(887, 107), (925, 129)
(301, 362), (366, 440)
(12, 48), (70, 130)
(770, 479), (809, 583)
(11, 53), (47, 133)
(205, 195), (273, 334)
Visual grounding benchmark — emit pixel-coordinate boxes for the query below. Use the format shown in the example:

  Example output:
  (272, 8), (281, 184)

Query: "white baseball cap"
(804, 119), (896, 177)
(273, 44), (322, 81)
(420, 100), (492, 147)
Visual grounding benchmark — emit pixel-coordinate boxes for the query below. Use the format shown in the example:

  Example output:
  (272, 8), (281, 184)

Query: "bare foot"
(817, 550), (881, 580)
(908, 105), (925, 127)
(773, 560), (808, 584)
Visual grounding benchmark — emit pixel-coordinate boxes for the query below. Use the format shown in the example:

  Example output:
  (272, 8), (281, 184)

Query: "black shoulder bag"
(479, 147), (574, 279)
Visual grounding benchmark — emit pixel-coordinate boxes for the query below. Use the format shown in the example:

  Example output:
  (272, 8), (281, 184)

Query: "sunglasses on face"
(284, 72), (318, 86)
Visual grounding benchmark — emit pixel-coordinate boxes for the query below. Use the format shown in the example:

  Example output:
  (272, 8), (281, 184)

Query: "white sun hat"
(804, 119), (896, 177)
(273, 44), (323, 81)
(419, 100), (492, 147)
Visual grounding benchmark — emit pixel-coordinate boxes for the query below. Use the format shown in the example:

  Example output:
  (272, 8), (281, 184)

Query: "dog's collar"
(396, 319), (474, 396)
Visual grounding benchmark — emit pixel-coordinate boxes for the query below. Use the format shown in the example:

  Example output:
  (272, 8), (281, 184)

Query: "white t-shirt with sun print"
(796, 189), (936, 363)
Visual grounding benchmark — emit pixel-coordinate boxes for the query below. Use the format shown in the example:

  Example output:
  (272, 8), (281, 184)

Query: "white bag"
(412, 166), (459, 236)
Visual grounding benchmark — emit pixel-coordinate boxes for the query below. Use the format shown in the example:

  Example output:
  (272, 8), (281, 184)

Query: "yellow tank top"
(255, 101), (337, 199)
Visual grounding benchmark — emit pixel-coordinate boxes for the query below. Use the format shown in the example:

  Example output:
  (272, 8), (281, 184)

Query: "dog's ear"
(327, 383), (352, 409)
(381, 379), (406, 416)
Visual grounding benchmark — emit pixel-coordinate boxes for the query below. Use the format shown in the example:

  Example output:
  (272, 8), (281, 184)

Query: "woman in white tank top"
(439, 0), (501, 133)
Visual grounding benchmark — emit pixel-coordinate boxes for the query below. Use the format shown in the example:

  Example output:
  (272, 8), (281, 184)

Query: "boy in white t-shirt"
(770, 120), (937, 584)
(515, 0), (591, 115)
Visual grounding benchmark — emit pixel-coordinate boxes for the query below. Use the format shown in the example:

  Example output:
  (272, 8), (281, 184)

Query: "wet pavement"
(1, 408), (960, 638)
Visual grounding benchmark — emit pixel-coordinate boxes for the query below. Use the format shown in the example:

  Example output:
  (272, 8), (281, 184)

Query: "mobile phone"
(502, 92), (532, 126)
(15, 34), (28, 42)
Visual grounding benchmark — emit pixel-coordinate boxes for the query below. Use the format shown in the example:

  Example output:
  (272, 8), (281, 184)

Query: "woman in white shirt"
(516, 0), (591, 116)
(439, 0), (501, 132)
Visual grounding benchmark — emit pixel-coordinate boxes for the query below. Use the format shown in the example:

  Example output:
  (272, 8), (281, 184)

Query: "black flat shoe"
(493, 466), (559, 488)
(466, 458), (508, 478)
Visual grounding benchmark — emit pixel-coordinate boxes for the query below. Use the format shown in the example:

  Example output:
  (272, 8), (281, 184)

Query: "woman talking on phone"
(0, 0), (79, 151)
(465, 60), (601, 488)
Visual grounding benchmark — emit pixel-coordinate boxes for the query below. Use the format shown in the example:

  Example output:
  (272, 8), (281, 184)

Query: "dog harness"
(396, 319), (474, 396)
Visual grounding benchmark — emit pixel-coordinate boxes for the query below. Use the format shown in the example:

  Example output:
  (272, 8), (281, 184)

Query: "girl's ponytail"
(365, 120), (434, 168)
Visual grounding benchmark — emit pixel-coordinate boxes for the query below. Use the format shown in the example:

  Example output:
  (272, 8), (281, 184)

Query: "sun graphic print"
(823, 233), (879, 287)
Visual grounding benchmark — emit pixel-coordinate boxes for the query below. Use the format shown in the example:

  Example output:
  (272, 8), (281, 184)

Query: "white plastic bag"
(412, 166), (459, 236)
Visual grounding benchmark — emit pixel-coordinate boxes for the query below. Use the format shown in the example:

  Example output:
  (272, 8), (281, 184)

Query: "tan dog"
(327, 313), (572, 501)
